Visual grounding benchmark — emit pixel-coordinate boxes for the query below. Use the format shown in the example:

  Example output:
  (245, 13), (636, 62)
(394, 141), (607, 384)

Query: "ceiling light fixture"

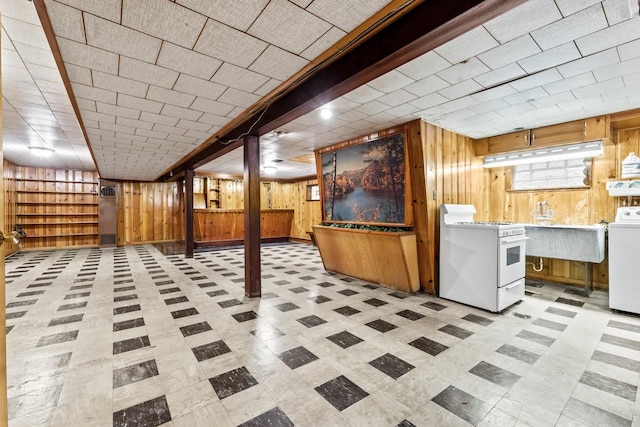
(263, 165), (277, 174)
(320, 108), (333, 119)
(482, 141), (603, 168)
(273, 130), (288, 138)
(28, 146), (55, 158)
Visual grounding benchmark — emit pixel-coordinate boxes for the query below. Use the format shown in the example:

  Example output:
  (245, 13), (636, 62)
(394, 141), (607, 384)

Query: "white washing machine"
(608, 206), (640, 314)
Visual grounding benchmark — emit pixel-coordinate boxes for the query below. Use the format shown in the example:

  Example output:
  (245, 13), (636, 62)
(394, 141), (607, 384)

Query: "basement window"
(306, 184), (320, 201)
(512, 158), (592, 190)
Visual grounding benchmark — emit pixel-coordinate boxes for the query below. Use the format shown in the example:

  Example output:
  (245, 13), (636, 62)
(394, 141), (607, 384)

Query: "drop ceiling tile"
(119, 57), (179, 89)
(495, 102), (536, 117)
(43, 2), (86, 42)
(354, 100), (388, 115)
(530, 91), (577, 108)
(248, 0), (332, 55)
(576, 16), (640, 56)
(322, 97), (363, 112)
(184, 129), (210, 140)
(97, 102), (141, 120)
(117, 94), (164, 114)
(301, 27), (346, 61)
(483, 0), (562, 43)
(115, 132), (147, 142)
(56, 38), (119, 74)
(152, 124), (188, 136)
(572, 76), (625, 98)
(469, 98), (510, 114)
(503, 87), (549, 105)
(154, 43), (221, 81)
(341, 85), (383, 104)
(435, 26), (499, 63)
(146, 86), (195, 109)
(25, 64), (63, 85)
(437, 58), (491, 85)
(306, 0), (389, 32)
(175, 119), (211, 132)
(176, 0), (268, 31)
(531, 5), (608, 50)
(160, 104), (203, 122)
(557, 48), (620, 78)
(473, 63), (527, 88)
(76, 99), (96, 111)
(99, 122), (136, 135)
(2, 17), (50, 50)
(116, 117), (154, 130)
(335, 109), (369, 123)
(409, 93), (449, 110)
(166, 133), (199, 144)
(543, 71), (596, 94)
(135, 128), (169, 139)
(376, 89), (417, 108)
(510, 69), (563, 92)
(53, 0), (121, 22)
(402, 75), (450, 97)
(438, 79), (483, 100)
(518, 42), (582, 74)
(211, 63), (270, 93)
(593, 56), (640, 81)
(603, 0), (635, 25)
(190, 97), (235, 116)
(93, 71), (149, 98)
(557, 94), (604, 111)
(555, 0), (603, 16)
(618, 38), (640, 61)
(226, 106), (246, 118)
(71, 83), (117, 104)
(197, 113), (231, 127)
(397, 51), (451, 81)
(85, 13), (161, 63)
(437, 96), (482, 113)
(477, 35), (542, 70)
(623, 70), (640, 87)
(218, 87), (261, 109)
(195, 19), (268, 68)
(254, 78), (283, 97)
(139, 112), (179, 127)
(367, 70), (415, 94)
(122, 0), (206, 48)
(173, 74), (226, 101)
(249, 45), (309, 81)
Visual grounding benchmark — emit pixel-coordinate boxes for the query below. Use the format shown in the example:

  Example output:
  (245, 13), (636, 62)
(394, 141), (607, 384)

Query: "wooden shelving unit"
(16, 168), (100, 249)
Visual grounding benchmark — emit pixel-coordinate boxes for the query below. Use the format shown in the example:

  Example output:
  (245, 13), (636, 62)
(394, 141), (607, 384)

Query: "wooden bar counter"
(194, 209), (293, 244)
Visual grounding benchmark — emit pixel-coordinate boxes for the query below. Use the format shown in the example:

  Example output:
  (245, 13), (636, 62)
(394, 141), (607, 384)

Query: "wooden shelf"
(18, 213), (98, 216)
(18, 222), (99, 226)
(17, 202), (98, 205)
(16, 179), (98, 184)
(17, 190), (98, 195)
(26, 233), (99, 238)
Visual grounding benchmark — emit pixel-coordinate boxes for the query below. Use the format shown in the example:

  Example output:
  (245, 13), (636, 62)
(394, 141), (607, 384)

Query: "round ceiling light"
(320, 108), (333, 119)
(28, 146), (55, 158)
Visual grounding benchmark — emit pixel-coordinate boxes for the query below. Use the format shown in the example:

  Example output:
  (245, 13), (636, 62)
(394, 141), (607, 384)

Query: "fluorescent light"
(28, 146), (55, 158)
(483, 140), (603, 168)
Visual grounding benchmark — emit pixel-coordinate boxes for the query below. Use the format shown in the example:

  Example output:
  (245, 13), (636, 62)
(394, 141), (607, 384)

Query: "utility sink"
(524, 224), (606, 263)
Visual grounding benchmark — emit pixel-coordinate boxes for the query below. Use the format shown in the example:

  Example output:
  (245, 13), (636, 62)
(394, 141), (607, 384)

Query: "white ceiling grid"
(31, 0), (392, 180)
(0, 0), (94, 170)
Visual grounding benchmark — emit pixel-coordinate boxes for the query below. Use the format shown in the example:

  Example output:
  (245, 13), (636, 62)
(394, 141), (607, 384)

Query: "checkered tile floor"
(5, 243), (640, 426)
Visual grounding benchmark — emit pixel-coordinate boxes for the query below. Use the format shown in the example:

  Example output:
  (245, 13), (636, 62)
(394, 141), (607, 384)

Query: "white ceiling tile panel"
(397, 51), (451, 81)
(53, 0), (121, 23)
(249, 45), (309, 81)
(71, 83), (117, 104)
(139, 112), (179, 127)
(156, 42), (221, 80)
(218, 88), (261, 108)
(335, 109), (369, 122)
(176, 119), (211, 132)
(145, 86), (194, 109)
(92, 71), (149, 98)
(96, 102), (141, 119)
(495, 102), (536, 117)
(26, 63), (64, 84)
(557, 94), (604, 110)
(75, 99), (96, 111)
(340, 85), (383, 104)
(503, 87), (549, 105)
(152, 124), (187, 136)
(190, 97), (235, 116)
(518, 42), (582, 74)
(119, 57), (179, 89)
(543, 71), (597, 94)
(173, 74), (226, 100)
(62, 64), (92, 85)
(603, 0), (635, 25)
(117, 117), (154, 130)
(473, 63), (527, 88)
(115, 132), (147, 142)
(176, 0), (268, 31)
(2, 17), (49, 50)
(1, 0), (41, 23)
(509, 69), (564, 92)
(557, 48), (620, 77)
(477, 35), (542, 69)
(197, 113), (230, 127)
(211, 63), (270, 93)
(300, 27), (346, 61)
(254, 78), (283, 97)
(367, 70), (415, 94)
(438, 79), (483, 100)
(166, 133), (199, 144)
(99, 122), (136, 135)
(160, 104), (203, 121)
(437, 57), (491, 84)
(248, 0), (332, 55)
(409, 93), (449, 110)
(44, 2), (85, 42)
(184, 129), (211, 139)
(572, 76), (625, 97)
(354, 100), (388, 115)
(530, 91), (577, 107)
(117, 94), (164, 114)
(483, 0), (562, 43)
(531, 5), (608, 50)
(469, 98), (510, 114)
(122, 0), (206, 48)
(434, 96), (481, 114)
(435, 26), (499, 63)
(376, 89), (417, 108)
(623, 70), (640, 87)
(12, 42), (53, 69)
(617, 38), (640, 61)
(593, 56), (640, 81)
(307, 0), (391, 32)
(576, 16), (640, 56)
(554, 0), (604, 16)
(85, 14), (161, 63)
(194, 19), (268, 68)
(135, 128), (169, 139)
(226, 106), (246, 118)
(56, 38), (118, 74)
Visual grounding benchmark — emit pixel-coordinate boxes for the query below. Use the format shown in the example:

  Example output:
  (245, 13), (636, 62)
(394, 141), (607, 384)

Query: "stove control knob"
(624, 211), (631, 216)
(636, 210), (640, 215)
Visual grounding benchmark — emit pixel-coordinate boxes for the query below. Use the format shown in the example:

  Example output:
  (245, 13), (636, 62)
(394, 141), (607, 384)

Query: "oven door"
(498, 235), (528, 287)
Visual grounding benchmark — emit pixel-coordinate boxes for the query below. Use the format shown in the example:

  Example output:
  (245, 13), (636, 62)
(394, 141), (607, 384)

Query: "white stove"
(439, 204), (528, 312)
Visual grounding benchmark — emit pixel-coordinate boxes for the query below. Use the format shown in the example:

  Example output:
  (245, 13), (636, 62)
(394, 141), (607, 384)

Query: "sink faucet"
(531, 201), (555, 225)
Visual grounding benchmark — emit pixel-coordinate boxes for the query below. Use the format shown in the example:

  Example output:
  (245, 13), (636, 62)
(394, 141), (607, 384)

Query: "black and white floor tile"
(5, 243), (640, 426)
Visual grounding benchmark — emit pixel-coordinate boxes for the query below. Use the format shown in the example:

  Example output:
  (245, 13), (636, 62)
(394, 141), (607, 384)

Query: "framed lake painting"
(316, 130), (411, 226)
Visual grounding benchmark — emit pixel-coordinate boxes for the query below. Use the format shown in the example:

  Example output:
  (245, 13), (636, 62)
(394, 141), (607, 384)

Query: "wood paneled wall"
(4, 159), (17, 256)
(116, 181), (183, 245)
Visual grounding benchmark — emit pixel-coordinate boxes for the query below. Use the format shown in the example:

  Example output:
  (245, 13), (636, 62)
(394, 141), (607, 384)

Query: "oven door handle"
(500, 236), (529, 245)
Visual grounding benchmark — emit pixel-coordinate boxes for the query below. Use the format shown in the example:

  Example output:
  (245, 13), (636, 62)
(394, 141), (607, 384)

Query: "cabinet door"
(530, 119), (586, 147)
(486, 130), (530, 154)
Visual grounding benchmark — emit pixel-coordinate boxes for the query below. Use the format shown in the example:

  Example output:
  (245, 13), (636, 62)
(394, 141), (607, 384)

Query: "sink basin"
(524, 224), (606, 263)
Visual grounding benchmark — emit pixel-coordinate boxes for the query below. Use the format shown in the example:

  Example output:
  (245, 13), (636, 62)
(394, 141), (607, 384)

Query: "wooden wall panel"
(116, 181), (182, 245)
(3, 159), (17, 256)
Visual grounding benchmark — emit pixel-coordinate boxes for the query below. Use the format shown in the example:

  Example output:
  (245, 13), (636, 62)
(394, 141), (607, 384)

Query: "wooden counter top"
(194, 209), (294, 243)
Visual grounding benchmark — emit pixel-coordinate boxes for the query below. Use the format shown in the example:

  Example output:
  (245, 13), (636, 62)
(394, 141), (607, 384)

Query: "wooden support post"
(244, 135), (261, 297)
(185, 169), (194, 258)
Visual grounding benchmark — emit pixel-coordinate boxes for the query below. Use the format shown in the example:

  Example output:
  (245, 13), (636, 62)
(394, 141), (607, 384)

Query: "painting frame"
(315, 127), (413, 227)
